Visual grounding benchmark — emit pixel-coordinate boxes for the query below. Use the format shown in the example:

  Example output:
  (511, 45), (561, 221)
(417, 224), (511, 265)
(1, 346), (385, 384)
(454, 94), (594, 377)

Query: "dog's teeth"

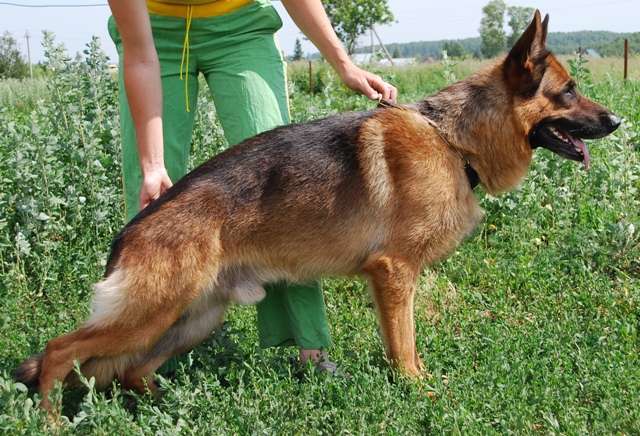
(550, 127), (565, 141)
(549, 126), (573, 144)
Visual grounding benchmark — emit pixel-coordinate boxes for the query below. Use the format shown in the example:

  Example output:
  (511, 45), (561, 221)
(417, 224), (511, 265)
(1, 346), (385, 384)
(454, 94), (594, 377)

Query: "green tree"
(507, 6), (535, 47)
(479, 0), (507, 58)
(0, 32), (28, 79)
(442, 41), (467, 58)
(594, 32), (640, 56)
(292, 38), (304, 61)
(324, 0), (394, 55)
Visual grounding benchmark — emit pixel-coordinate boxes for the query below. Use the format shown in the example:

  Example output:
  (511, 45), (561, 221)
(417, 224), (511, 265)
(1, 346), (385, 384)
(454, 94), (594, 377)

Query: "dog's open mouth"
(529, 121), (590, 170)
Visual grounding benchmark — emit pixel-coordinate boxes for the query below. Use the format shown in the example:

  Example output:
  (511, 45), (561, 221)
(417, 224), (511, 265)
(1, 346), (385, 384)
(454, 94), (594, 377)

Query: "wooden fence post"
(623, 38), (628, 81)
(308, 60), (314, 93)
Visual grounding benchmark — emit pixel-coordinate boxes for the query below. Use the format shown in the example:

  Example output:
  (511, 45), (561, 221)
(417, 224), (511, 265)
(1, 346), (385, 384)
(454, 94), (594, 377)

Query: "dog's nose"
(600, 113), (621, 133)
(608, 114), (621, 130)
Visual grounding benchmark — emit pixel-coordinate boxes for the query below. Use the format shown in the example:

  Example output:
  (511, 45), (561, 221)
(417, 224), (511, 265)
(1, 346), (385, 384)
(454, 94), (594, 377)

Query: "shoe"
(293, 351), (349, 379)
(314, 352), (340, 375)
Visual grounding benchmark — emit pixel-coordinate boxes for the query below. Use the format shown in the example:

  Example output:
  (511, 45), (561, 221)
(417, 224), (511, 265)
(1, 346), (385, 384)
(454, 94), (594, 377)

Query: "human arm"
(281, 0), (397, 102)
(108, 0), (173, 210)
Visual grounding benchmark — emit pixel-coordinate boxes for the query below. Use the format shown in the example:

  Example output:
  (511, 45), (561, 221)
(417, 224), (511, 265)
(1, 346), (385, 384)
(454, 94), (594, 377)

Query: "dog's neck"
(379, 98), (480, 190)
(416, 65), (533, 195)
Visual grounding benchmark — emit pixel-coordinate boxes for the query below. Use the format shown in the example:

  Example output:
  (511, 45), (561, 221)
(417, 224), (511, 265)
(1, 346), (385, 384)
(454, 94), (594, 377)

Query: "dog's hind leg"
(35, 270), (215, 409)
(36, 303), (185, 410)
(119, 274), (267, 393)
(363, 255), (423, 377)
(62, 293), (232, 395)
(68, 354), (139, 391)
(120, 298), (229, 395)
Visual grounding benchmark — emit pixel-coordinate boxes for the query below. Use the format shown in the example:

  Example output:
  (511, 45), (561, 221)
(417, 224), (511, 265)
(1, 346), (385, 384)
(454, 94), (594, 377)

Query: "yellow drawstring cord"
(179, 5), (193, 112)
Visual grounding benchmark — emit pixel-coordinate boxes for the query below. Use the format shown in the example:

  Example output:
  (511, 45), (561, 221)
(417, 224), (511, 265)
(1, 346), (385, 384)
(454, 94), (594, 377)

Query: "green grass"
(0, 78), (48, 111)
(1, 41), (639, 434)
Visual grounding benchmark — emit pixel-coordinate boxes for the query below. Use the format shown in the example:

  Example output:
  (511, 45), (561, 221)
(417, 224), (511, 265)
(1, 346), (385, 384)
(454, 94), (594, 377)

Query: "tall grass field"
(0, 36), (639, 434)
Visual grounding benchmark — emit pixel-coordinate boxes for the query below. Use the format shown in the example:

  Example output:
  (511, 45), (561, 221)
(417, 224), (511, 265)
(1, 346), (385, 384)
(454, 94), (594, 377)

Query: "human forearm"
(281, 0), (397, 101)
(109, 0), (164, 176)
(109, 0), (172, 209)
(122, 56), (165, 176)
(121, 55), (172, 209)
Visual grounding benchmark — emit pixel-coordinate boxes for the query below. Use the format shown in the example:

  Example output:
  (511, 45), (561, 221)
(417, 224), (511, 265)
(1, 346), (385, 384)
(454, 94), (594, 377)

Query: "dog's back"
(109, 110), (384, 278)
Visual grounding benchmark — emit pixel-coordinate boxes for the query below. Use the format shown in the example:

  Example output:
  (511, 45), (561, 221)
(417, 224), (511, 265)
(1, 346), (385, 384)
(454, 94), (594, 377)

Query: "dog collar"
(377, 98), (480, 190)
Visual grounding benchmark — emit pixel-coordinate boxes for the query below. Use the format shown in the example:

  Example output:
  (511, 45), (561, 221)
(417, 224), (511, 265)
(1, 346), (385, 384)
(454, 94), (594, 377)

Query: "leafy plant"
(568, 48), (594, 92)
(441, 50), (458, 84)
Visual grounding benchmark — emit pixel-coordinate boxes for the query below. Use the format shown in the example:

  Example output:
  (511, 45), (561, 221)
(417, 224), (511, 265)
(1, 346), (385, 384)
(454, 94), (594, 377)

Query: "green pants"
(108, 0), (331, 351)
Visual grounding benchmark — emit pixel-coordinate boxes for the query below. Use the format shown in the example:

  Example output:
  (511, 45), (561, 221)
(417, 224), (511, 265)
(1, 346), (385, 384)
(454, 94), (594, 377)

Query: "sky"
(0, 0), (638, 64)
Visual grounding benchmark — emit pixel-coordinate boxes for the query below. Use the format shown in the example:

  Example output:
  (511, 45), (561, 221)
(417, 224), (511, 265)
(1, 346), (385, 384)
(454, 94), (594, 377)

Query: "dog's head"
(505, 11), (620, 170)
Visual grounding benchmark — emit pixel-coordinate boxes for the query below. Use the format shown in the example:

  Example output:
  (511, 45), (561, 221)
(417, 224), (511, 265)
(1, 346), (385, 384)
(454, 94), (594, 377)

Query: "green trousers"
(108, 0), (331, 351)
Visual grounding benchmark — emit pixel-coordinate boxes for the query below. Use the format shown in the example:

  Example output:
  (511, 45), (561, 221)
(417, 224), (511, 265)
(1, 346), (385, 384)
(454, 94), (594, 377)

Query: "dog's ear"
(504, 10), (550, 96)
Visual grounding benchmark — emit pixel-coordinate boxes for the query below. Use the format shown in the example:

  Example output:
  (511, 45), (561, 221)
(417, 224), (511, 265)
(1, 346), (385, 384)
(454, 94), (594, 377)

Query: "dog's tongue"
(571, 136), (590, 170)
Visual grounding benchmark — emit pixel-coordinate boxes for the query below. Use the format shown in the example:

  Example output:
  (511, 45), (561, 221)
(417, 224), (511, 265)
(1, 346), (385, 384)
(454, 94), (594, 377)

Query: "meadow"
(0, 36), (639, 434)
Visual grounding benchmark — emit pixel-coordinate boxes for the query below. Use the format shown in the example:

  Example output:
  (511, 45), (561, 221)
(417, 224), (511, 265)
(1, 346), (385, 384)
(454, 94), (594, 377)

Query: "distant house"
(378, 57), (415, 67)
(352, 53), (374, 64)
(576, 47), (602, 58)
(352, 52), (416, 66)
(585, 49), (602, 58)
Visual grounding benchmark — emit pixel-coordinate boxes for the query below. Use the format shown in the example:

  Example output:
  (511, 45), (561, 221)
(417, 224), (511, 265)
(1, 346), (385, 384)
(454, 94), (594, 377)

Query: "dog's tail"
(14, 353), (43, 388)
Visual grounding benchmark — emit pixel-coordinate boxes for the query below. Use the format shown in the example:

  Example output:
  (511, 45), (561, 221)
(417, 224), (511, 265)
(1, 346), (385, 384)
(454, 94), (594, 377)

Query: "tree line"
(1, 0), (637, 79)
(356, 30), (638, 61)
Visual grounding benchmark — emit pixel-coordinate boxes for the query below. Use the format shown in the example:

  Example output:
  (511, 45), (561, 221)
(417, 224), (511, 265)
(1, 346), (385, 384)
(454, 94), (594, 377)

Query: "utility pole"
(24, 30), (33, 79)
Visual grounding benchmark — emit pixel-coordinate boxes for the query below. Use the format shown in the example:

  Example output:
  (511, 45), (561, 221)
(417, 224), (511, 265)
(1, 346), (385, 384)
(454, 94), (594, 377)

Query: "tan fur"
(358, 118), (393, 208)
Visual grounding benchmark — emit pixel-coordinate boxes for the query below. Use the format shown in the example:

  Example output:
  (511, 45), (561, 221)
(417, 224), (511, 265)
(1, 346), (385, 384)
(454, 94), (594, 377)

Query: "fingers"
(162, 173), (174, 189)
(139, 170), (173, 211)
(367, 74), (390, 100)
(339, 64), (399, 103)
(139, 188), (161, 210)
(140, 195), (152, 210)
(354, 76), (380, 100)
(388, 84), (398, 103)
(139, 189), (158, 210)
(366, 74), (398, 103)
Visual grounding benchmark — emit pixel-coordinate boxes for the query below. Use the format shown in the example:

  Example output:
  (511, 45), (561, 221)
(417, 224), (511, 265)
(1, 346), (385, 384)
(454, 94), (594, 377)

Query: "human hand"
(336, 62), (398, 103)
(139, 166), (173, 210)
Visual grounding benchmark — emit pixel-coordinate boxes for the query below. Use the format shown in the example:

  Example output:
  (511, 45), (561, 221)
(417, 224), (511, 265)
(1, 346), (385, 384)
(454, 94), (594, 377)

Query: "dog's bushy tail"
(14, 353), (43, 388)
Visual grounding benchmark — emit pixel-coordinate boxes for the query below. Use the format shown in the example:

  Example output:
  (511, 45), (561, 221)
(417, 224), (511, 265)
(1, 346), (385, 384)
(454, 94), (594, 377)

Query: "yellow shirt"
(147, 0), (253, 17)
(154, 0), (221, 4)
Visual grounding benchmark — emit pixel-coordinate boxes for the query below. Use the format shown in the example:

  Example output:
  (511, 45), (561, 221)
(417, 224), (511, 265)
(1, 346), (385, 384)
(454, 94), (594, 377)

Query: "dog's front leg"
(364, 255), (423, 377)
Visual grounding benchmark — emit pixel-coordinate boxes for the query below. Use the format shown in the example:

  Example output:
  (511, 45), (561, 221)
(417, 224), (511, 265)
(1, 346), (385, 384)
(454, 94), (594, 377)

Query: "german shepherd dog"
(16, 12), (620, 409)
